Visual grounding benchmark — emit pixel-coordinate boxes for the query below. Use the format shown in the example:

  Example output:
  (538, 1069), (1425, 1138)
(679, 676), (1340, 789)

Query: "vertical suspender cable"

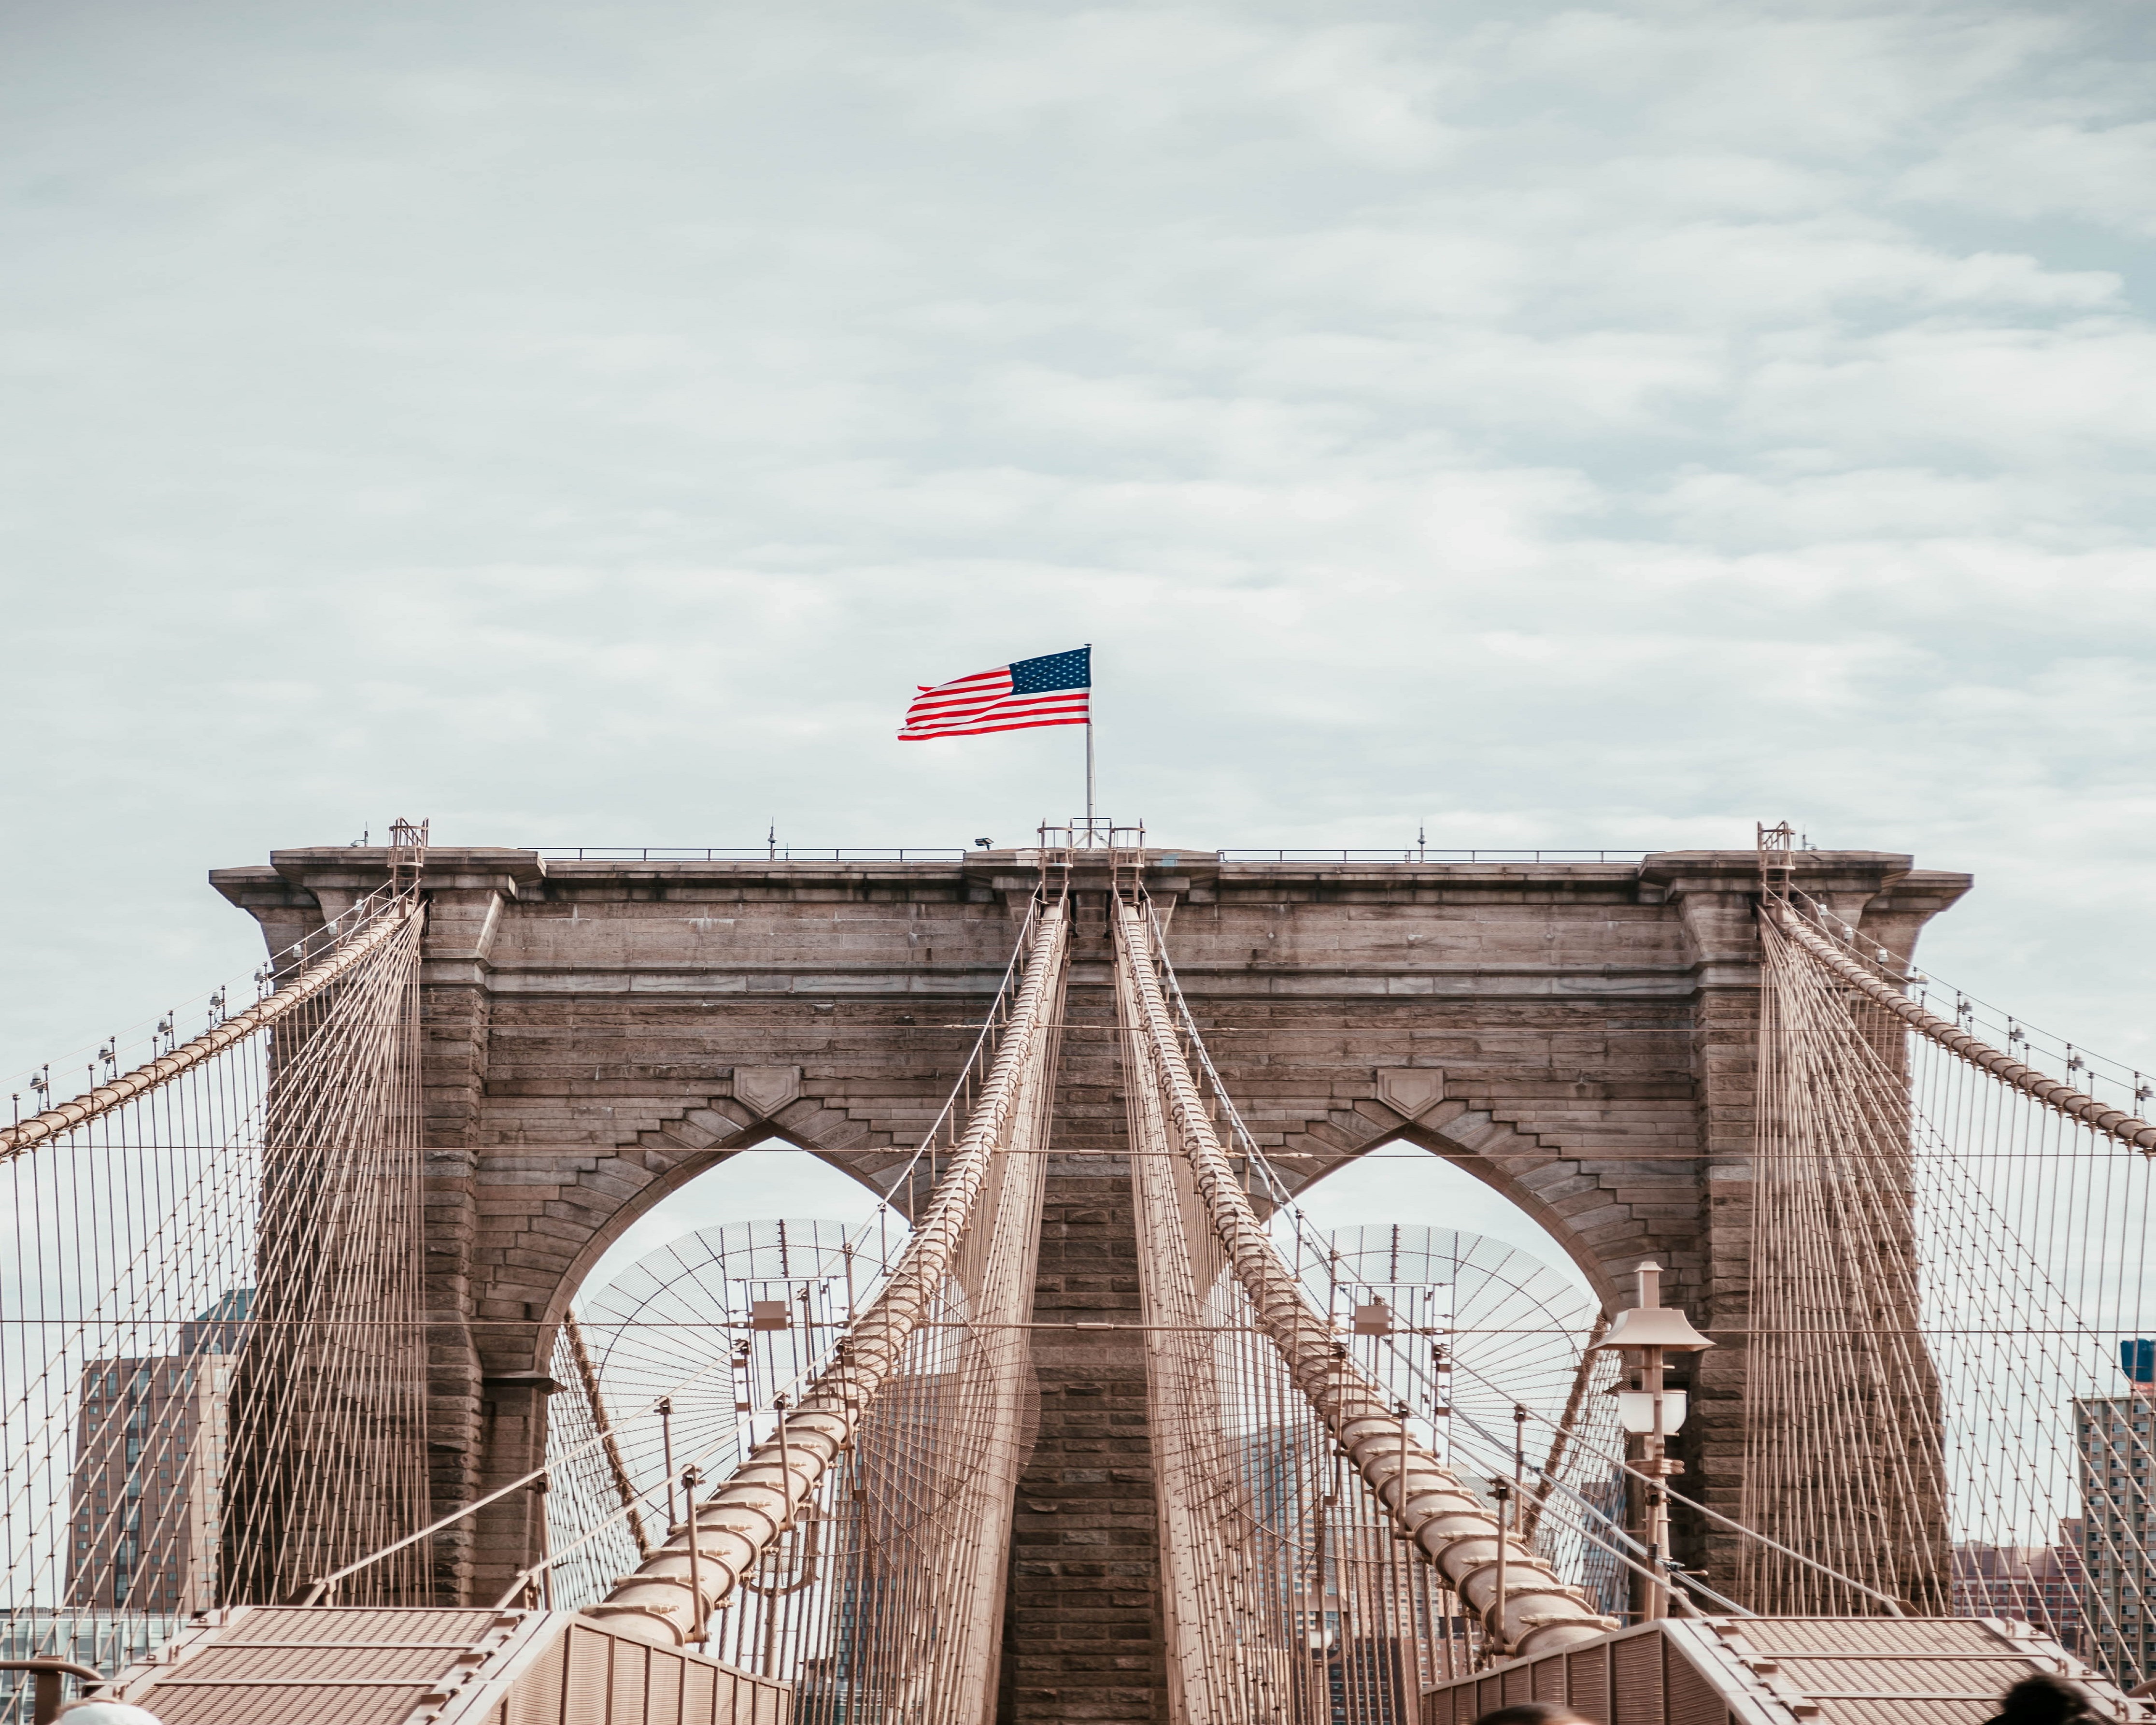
(1114, 899), (1615, 1658)
(585, 901), (1069, 1649)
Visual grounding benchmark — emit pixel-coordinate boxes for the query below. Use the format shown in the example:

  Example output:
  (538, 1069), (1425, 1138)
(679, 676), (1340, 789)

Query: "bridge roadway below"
(212, 842), (1971, 1724)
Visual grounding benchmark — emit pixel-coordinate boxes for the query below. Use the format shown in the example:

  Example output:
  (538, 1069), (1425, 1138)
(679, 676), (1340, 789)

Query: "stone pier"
(213, 842), (1971, 1662)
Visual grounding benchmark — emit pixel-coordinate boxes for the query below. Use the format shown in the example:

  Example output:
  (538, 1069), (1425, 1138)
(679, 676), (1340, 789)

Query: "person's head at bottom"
(1474, 1706), (1590, 1725)
(1986, 1674), (2093, 1725)
(56, 1705), (165, 1724)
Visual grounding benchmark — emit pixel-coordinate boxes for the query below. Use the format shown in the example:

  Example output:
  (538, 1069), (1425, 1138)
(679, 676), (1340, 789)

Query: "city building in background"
(2072, 1341), (2156, 1686)
(64, 1291), (250, 1614)
(1953, 1530), (2083, 1652)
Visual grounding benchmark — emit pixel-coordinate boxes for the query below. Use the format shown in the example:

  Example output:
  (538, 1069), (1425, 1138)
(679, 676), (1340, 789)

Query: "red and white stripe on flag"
(897, 648), (1092, 741)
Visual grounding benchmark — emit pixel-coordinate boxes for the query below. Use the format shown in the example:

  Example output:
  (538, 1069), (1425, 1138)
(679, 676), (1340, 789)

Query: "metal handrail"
(1215, 848), (1653, 863)
(528, 847), (970, 861)
(0, 1659), (105, 1725)
(524, 846), (1657, 864)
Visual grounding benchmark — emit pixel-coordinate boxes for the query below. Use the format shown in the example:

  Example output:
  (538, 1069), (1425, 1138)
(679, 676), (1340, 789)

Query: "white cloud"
(1899, 120), (2156, 236)
(0, 0), (2153, 1103)
(1739, 318), (2156, 460)
(868, 12), (1462, 167)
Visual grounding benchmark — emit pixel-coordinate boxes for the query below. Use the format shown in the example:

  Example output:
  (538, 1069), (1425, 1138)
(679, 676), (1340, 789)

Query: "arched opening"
(1283, 1137), (1595, 1300)
(577, 1138), (896, 1302)
(1253, 1136), (1634, 1622)
(531, 1129), (912, 1350)
(540, 1140), (917, 1610)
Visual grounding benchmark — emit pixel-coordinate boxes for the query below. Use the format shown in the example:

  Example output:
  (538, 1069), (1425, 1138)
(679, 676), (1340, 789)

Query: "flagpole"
(1084, 642), (1095, 829)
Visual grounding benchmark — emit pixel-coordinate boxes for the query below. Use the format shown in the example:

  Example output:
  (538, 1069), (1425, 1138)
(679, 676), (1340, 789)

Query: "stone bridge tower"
(213, 843), (1969, 1722)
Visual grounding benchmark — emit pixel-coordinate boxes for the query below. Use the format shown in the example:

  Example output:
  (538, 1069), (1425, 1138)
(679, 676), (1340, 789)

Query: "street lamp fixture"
(1593, 1261), (1714, 1622)
(1616, 1390), (1688, 1435)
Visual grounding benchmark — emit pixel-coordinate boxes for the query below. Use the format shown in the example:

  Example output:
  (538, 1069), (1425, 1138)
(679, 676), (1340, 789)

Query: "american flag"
(897, 647), (1092, 741)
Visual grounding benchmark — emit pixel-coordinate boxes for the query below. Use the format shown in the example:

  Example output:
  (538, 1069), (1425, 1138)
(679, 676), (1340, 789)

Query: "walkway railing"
(1213, 847), (1653, 863)
(525, 845), (1658, 863)
(530, 846), (970, 861)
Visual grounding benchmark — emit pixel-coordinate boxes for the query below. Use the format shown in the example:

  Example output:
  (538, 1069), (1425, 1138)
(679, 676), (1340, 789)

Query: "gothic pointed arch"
(529, 1073), (927, 1355)
(1260, 1088), (1669, 1311)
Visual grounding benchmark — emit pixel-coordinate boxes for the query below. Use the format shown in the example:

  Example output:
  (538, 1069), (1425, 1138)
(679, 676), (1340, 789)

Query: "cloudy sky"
(5, 0), (2154, 1102)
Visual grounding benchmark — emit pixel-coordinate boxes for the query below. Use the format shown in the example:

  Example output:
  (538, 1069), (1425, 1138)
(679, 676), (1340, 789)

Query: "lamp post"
(1593, 1260), (1713, 1620)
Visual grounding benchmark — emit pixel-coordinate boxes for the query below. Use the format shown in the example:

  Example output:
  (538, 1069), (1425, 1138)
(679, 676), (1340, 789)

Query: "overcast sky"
(5, 0), (2154, 1098)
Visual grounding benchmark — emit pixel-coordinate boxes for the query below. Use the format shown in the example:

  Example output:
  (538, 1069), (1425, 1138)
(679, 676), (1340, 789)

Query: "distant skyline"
(5, 0), (2153, 1091)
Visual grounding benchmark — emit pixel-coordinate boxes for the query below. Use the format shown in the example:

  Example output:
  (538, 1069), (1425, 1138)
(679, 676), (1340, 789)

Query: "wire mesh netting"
(1303, 1227), (1629, 1621)
(0, 889), (432, 1721)
(1116, 892), (1635, 1722)
(687, 917), (1062, 1716)
(20, 837), (2156, 1717)
(544, 1216), (914, 1611)
(1749, 890), (2156, 1687)
(521, 896), (1070, 1721)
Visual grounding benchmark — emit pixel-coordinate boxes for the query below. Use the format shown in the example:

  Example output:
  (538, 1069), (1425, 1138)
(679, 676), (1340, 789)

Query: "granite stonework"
(213, 843), (1970, 1706)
